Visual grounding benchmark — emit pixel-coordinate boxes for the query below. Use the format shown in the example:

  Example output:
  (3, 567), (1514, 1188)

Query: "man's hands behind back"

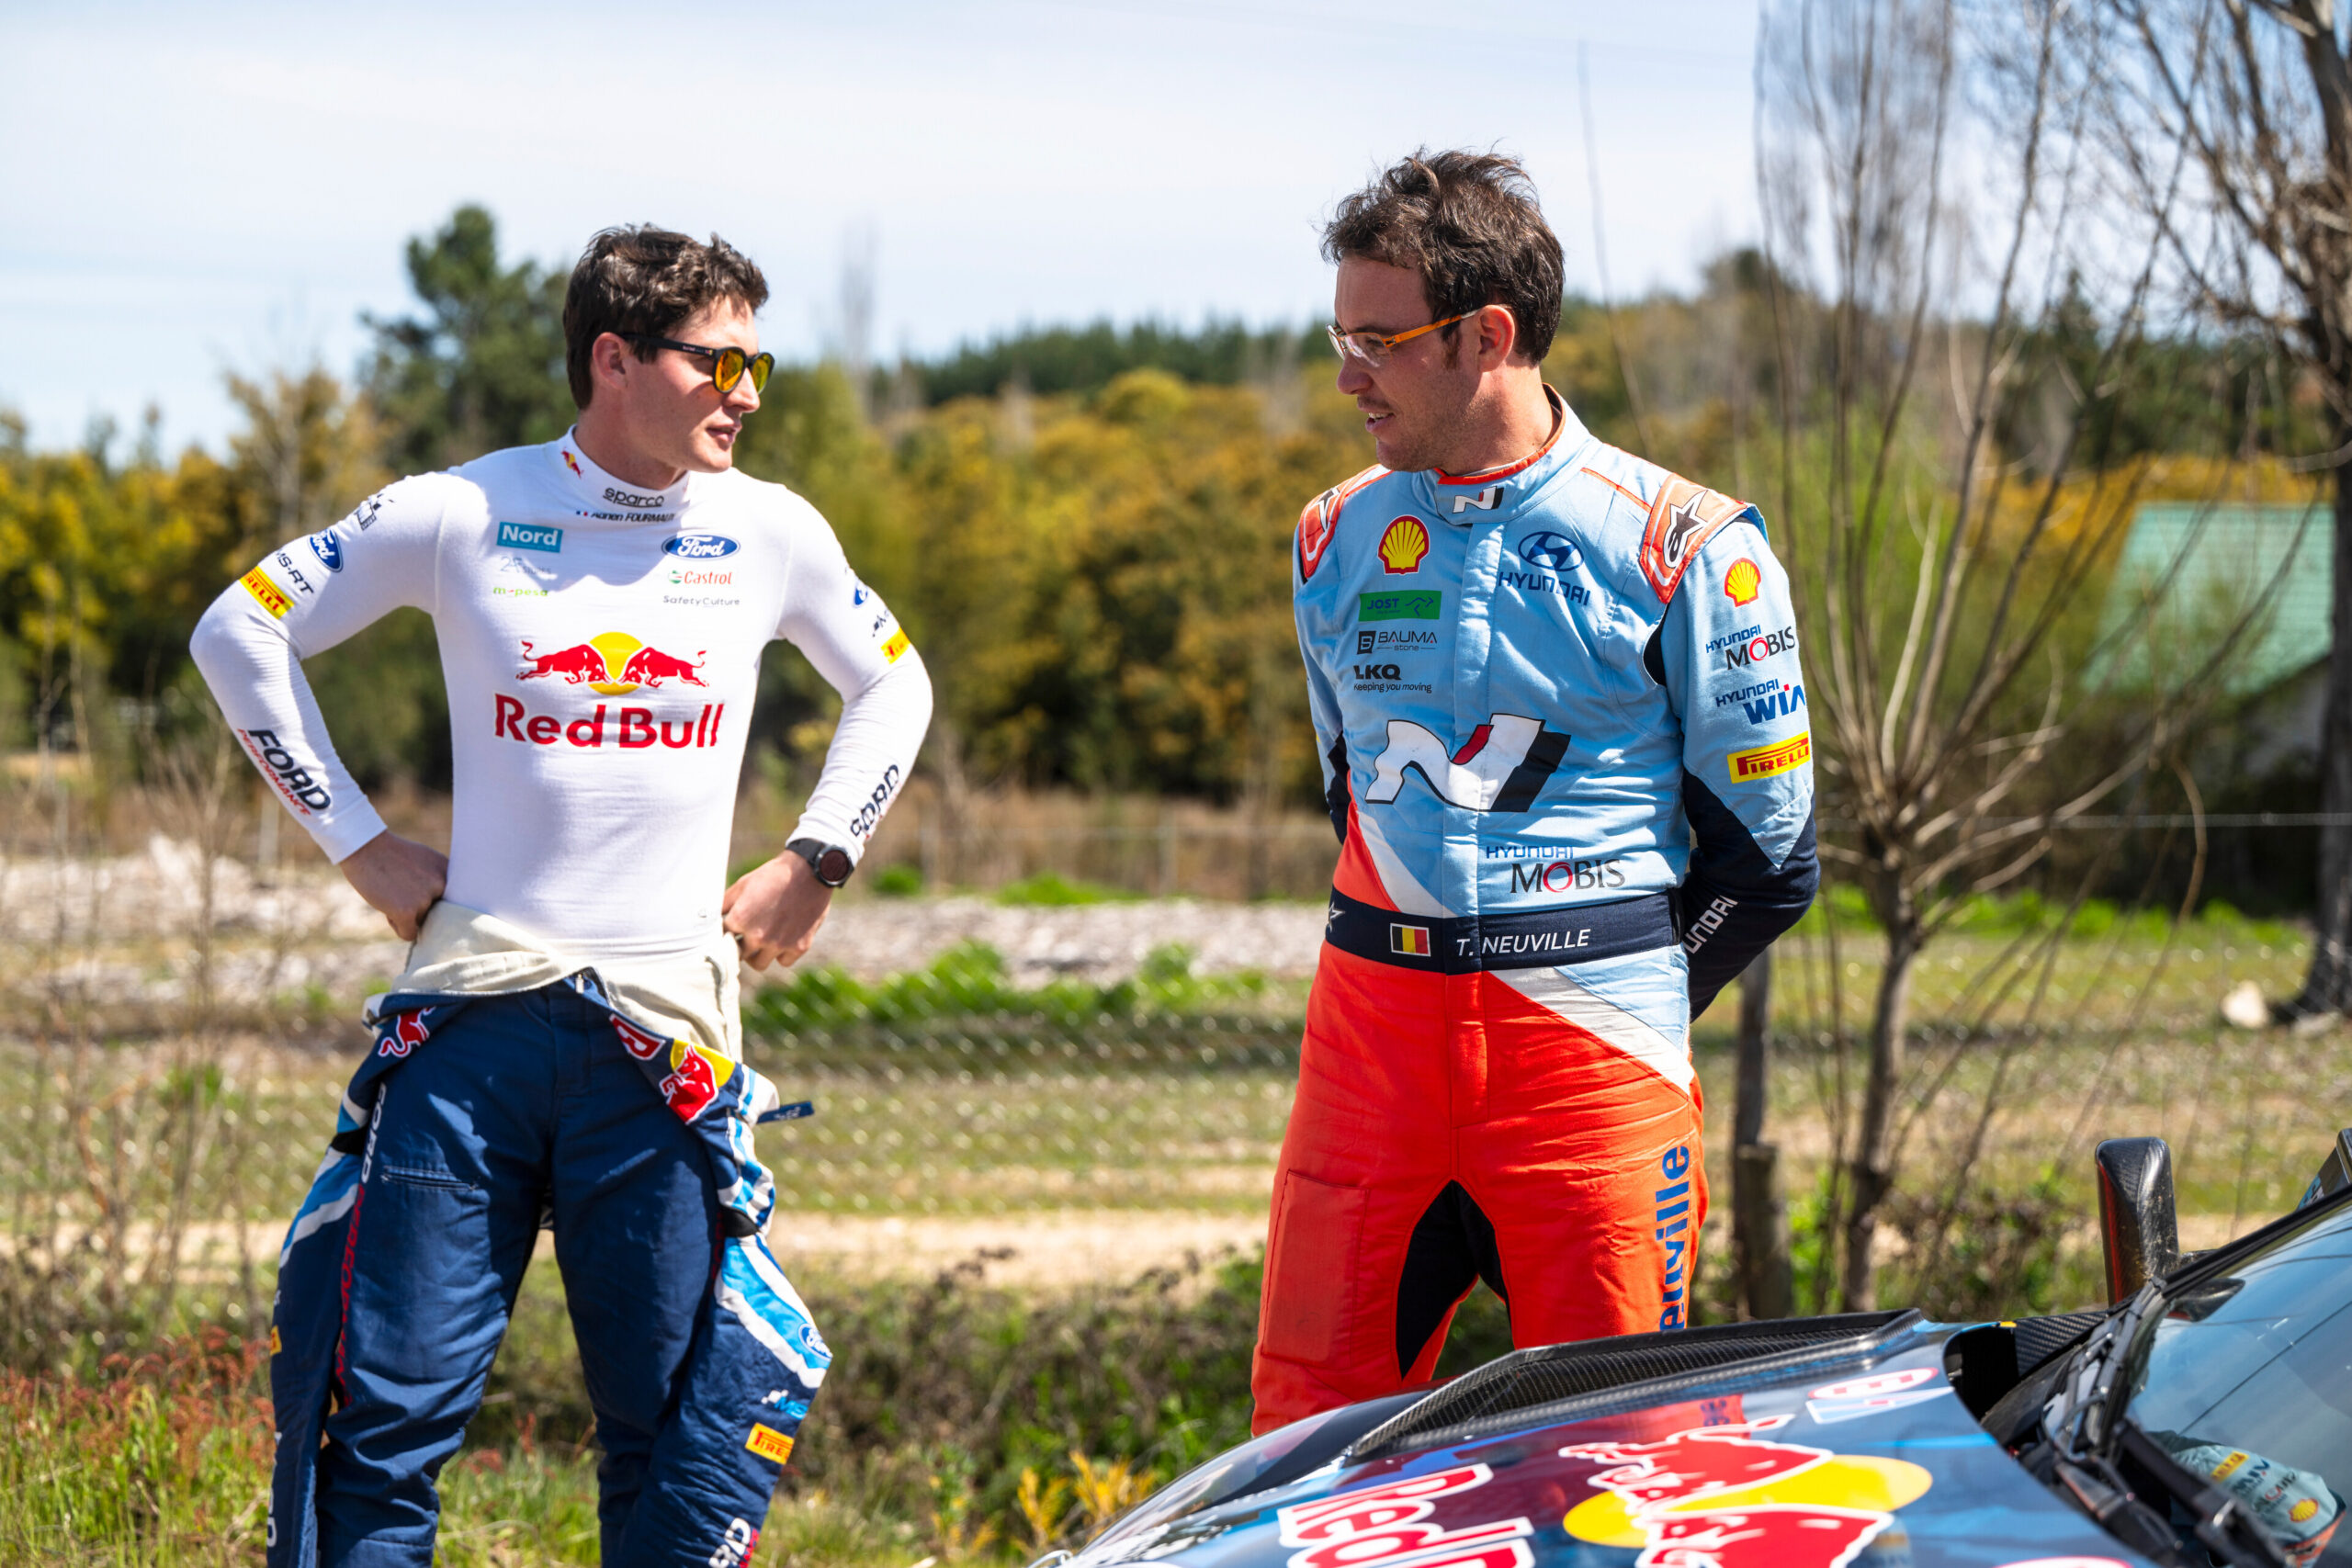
(341, 830), (448, 942)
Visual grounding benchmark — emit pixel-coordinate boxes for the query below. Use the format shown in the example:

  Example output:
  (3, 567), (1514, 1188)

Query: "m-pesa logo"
(501, 633), (724, 750)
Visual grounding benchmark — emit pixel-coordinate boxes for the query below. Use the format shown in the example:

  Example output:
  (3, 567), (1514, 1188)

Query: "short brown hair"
(562, 226), (771, 407)
(1323, 150), (1563, 364)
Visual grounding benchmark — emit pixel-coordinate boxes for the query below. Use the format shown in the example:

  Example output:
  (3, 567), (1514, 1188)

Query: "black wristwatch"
(786, 838), (854, 888)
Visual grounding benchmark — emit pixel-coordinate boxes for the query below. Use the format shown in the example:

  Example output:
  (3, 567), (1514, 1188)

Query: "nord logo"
(663, 534), (740, 559)
(498, 522), (563, 554)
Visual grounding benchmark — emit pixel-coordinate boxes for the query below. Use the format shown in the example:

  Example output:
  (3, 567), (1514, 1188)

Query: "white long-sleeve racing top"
(189, 431), (932, 962)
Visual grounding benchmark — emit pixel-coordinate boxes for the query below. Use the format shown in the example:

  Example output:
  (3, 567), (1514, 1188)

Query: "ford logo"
(1517, 531), (1583, 572)
(662, 534), (739, 559)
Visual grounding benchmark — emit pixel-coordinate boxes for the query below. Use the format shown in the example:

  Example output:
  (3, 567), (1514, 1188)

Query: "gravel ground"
(808, 894), (1327, 983)
(4, 840), (1329, 1002)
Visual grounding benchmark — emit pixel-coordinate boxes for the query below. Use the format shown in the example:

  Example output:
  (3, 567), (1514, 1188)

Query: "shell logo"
(1724, 557), (1762, 606)
(1379, 515), (1430, 575)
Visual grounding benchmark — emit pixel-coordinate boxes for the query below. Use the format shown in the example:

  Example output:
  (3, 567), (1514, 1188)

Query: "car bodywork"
(1061, 1133), (2352, 1568)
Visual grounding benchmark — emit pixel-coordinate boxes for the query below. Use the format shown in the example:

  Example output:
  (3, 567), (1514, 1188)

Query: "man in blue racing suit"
(1252, 151), (1817, 1432)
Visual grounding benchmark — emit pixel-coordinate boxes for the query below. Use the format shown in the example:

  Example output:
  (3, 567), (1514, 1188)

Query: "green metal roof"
(2098, 502), (2331, 695)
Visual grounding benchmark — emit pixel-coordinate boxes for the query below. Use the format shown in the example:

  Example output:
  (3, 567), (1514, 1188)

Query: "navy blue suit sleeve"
(1675, 779), (1818, 1012)
(1654, 515), (1819, 1014)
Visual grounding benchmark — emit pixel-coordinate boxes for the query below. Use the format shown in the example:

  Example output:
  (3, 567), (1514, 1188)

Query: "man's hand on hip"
(723, 852), (833, 971)
(340, 829), (448, 942)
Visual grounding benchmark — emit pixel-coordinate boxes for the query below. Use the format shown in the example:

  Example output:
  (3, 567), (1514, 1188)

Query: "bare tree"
(1756, 0), (2249, 1306)
(2101, 0), (2352, 1019)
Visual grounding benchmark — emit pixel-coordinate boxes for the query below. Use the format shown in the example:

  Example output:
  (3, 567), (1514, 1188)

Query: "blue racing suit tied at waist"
(1323, 886), (1677, 974)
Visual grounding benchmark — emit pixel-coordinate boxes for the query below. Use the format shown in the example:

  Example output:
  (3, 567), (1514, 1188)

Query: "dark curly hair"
(562, 226), (770, 408)
(1323, 150), (1563, 364)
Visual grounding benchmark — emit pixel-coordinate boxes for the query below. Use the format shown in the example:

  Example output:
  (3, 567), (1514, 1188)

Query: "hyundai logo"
(1516, 531), (1583, 572)
(662, 534), (740, 559)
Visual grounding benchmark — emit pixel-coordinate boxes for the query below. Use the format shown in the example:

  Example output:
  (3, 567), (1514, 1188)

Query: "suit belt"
(1322, 886), (1678, 975)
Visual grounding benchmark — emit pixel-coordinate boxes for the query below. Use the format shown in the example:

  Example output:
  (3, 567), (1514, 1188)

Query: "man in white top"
(193, 225), (931, 1568)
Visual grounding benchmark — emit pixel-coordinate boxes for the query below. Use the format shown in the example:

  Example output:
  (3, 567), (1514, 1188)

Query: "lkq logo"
(662, 533), (740, 559)
(1367, 713), (1568, 812)
(1353, 662), (1402, 682)
(1502, 531), (1590, 604)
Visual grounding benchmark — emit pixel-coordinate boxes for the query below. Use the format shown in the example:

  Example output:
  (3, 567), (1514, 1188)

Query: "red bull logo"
(503, 633), (724, 750)
(1560, 1415), (1934, 1566)
(516, 633), (705, 694)
(657, 1039), (735, 1122)
(611, 1015), (669, 1061)
(376, 1009), (430, 1060)
(1277, 1464), (1532, 1568)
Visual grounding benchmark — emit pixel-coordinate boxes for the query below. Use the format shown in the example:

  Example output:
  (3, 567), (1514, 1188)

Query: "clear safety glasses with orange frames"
(623, 333), (775, 395)
(1325, 310), (1476, 369)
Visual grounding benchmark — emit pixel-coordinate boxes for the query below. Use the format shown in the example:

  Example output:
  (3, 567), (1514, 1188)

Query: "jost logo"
(662, 534), (740, 559)
(497, 522), (563, 554)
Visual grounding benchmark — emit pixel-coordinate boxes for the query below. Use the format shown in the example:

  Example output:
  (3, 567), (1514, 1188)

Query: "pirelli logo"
(880, 628), (911, 665)
(1390, 923), (1431, 956)
(745, 1423), (795, 1464)
(241, 568), (292, 619)
(1729, 732), (1811, 782)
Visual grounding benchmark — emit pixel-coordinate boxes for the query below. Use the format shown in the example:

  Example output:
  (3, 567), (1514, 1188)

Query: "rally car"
(1056, 1133), (2352, 1568)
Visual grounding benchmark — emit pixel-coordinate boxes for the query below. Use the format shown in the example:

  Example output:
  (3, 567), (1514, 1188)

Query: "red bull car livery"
(1077, 1134), (2352, 1568)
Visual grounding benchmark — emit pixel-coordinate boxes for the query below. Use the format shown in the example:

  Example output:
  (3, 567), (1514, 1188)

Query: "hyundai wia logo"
(1516, 531), (1583, 572)
(662, 534), (740, 559)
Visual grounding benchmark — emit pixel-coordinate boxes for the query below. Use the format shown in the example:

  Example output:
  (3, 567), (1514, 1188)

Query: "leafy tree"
(365, 205), (572, 474)
(910, 319), (1319, 405)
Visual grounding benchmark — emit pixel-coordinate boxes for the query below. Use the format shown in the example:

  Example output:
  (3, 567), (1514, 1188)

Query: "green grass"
(993, 872), (1138, 907)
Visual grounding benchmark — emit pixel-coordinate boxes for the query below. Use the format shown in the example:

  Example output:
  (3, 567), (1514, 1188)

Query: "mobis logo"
(1721, 625), (1798, 671)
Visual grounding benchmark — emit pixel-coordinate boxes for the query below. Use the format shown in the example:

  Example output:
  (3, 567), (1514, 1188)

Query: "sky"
(0, 0), (1760, 456)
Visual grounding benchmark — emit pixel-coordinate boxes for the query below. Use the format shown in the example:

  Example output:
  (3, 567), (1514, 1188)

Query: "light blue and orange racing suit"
(1251, 388), (1817, 1433)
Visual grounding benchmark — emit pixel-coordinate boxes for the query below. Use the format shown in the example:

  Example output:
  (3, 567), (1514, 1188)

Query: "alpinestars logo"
(1366, 713), (1568, 812)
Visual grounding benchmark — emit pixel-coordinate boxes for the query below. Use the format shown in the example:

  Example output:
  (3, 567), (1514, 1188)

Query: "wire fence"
(0, 769), (2342, 1363)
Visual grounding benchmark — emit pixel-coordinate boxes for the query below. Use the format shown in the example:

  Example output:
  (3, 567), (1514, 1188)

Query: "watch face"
(815, 847), (854, 886)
